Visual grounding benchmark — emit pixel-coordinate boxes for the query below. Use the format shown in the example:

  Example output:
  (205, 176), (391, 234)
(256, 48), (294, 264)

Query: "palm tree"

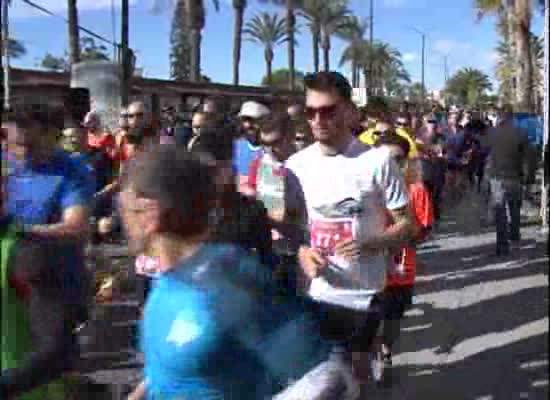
(338, 16), (368, 87)
(355, 40), (407, 96)
(259, 0), (303, 89)
(319, 0), (349, 71)
(445, 67), (493, 108)
(244, 12), (288, 85)
(475, 0), (545, 112)
(67, 0), (80, 65)
(185, 0), (220, 82)
(299, 0), (324, 72)
(232, 0), (247, 85)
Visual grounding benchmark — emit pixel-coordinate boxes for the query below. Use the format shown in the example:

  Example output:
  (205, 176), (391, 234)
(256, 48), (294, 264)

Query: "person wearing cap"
(234, 101), (270, 193)
(394, 114), (419, 158)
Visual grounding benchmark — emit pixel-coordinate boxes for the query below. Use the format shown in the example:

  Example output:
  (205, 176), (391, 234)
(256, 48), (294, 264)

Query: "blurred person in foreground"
(123, 147), (333, 400)
(2, 107), (93, 323)
(0, 119), (83, 400)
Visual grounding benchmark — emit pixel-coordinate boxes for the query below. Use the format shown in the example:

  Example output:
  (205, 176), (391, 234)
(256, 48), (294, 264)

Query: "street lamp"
(407, 26), (427, 109)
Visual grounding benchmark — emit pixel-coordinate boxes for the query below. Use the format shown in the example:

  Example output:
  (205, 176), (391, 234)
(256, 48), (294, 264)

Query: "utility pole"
(2, 0), (10, 111)
(368, 0), (373, 97)
(120, 0), (129, 107)
(421, 32), (425, 108)
(541, 0), (549, 229)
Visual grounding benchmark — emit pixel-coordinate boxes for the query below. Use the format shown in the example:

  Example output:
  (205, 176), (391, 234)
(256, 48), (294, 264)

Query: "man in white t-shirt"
(286, 71), (415, 382)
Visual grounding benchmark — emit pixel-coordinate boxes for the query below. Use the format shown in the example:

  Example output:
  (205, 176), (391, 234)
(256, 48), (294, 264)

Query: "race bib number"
(309, 217), (354, 257)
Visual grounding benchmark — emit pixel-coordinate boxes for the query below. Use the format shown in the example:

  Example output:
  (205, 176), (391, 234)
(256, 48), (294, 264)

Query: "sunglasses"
(128, 112), (144, 118)
(396, 121), (408, 127)
(304, 104), (338, 120)
(426, 120), (437, 124)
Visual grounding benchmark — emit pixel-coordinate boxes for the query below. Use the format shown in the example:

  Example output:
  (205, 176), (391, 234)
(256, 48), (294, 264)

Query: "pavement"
(76, 191), (549, 399)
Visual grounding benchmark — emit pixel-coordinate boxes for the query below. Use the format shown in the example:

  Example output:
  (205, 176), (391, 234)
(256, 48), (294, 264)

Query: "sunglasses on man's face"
(128, 112), (144, 118)
(304, 104), (338, 121)
(426, 120), (437, 124)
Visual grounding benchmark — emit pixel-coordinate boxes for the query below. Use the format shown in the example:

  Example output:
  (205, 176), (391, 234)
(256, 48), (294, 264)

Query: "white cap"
(238, 101), (270, 119)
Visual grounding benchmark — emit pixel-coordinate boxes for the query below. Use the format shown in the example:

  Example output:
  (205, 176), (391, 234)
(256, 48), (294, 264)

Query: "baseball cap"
(238, 101), (270, 119)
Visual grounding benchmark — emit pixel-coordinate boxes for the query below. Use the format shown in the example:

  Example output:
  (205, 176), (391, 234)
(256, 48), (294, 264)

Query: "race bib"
(309, 217), (355, 257)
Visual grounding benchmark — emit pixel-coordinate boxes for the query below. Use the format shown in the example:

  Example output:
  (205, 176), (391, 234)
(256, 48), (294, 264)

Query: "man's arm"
(28, 205), (89, 240)
(362, 205), (415, 253)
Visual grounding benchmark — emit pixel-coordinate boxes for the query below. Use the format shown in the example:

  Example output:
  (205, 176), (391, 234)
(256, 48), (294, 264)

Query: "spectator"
(234, 101), (270, 193)
(486, 106), (530, 256)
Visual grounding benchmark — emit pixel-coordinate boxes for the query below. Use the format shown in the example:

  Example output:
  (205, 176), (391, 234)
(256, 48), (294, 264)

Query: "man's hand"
(268, 207), (285, 223)
(298, 246), (327, 279)
(334, 239), (361, 262)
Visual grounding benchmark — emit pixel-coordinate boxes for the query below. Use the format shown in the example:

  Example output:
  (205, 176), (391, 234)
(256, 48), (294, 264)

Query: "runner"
(375, 134), (434, 382)
(122, 147), (332, 400)
(2, 107), (93, 325)
(286, 72), (415, 383)
(190, 124), (275, 268)
(0, 144), (80, 399)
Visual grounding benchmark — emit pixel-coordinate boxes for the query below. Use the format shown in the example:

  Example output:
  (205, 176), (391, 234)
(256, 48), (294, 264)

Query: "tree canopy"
(445, 67), (493, 108)
(261, 68), (305, 89)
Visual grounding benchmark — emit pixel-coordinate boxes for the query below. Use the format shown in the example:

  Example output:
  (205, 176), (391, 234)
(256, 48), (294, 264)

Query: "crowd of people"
(0, 71), (536, 399)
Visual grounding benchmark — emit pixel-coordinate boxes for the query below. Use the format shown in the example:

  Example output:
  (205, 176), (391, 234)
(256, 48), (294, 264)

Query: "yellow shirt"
(358, 129), (379, 145)
(395, 127), (419, 158)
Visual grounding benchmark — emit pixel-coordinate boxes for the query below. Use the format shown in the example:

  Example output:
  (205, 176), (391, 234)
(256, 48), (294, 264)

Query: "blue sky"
(8, 0), (544, 91)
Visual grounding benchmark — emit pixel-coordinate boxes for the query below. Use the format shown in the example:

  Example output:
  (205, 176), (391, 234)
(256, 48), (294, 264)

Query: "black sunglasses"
(304, 104), (338, 120)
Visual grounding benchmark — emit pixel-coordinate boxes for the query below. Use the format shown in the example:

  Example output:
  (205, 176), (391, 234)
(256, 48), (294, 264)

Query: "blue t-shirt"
(233, 138), (262, 177)
(4, 149), (94, 311)
(5, 149), (94, 225)
(141, 243), (330, 400)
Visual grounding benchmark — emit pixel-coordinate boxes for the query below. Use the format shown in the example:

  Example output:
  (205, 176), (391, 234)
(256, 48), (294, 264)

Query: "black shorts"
(383, 286), (414, 320)
(317, 295), (383, 355)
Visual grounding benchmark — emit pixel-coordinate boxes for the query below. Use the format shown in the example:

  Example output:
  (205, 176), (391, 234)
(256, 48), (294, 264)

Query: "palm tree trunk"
(286, 0), (295, 90)
(2, 0), (10, 110)
(265, 49), (273, 85)
(514, 0), (534, 112)
(190, 28), (202, 82)
(321, 31), (330, 71)
(232, 5), (244, 85)
(121, 0), (130, 106)
(186, 0), (205, 82)
(68, 0), (80, 65)
(312, 27), (320, 73)
(351, 60), (357, 87)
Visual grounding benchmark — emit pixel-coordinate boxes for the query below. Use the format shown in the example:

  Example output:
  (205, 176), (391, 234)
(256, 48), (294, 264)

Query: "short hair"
(259, 112), (295, 139)
(124, 146), (215, 236)
(190, 123), (234, 161)
(376, 131), (411, 157)
(304, 71), (352, 101)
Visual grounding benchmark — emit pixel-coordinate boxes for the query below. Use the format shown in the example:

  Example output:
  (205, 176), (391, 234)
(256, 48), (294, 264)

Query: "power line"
(21, 0), (120, 48)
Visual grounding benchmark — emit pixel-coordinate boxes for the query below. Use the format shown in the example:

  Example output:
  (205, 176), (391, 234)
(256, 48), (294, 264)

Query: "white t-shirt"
(286, 138), (409, 310)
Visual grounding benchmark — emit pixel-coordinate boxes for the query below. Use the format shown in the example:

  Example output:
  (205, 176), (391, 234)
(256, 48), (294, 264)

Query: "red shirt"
(87, 131), (118, 160)
(386, 182), (434, 287)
